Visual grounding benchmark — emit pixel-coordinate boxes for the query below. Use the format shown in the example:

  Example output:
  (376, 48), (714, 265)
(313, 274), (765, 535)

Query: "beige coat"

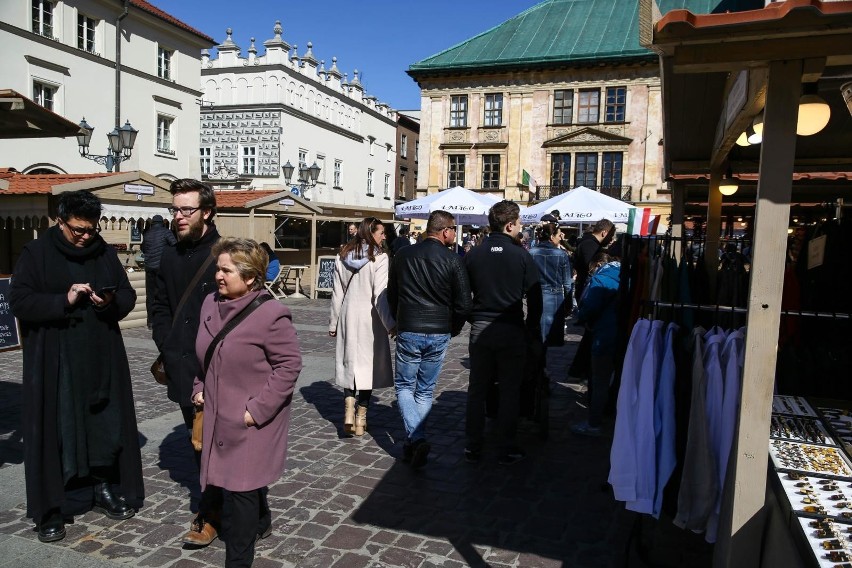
(329, 252), (396, 390)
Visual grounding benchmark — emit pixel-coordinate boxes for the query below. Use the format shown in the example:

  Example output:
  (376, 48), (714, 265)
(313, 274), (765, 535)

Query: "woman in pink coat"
(192, 238), (302, 567)
(329, 217), (396, 436)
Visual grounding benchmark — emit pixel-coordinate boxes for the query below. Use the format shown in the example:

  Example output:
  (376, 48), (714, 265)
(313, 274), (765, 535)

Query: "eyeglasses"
(63, 222), (100, 237)
(443, 226), (457, 232)
(168, 206), (201, 217)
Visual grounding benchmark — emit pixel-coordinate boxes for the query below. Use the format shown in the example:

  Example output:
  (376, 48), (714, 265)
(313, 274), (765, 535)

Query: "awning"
(100, 202), (170, 221)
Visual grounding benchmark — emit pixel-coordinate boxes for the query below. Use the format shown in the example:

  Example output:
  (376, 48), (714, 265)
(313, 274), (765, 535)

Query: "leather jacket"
(388, 237), (472, 335)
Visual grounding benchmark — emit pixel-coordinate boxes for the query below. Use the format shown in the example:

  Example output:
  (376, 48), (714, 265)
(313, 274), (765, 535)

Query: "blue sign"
(290, 186), (301, 196)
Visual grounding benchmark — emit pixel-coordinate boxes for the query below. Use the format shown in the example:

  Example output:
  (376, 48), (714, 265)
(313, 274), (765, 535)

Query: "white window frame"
(158, 46), (173, 80)
(333, 160), (342, 188)
(384, 173), (390, 198)
(450, 95), (468, 127)
(401, 134), (408, 158)
(484, 93), (503, 127)
(240, 145), (257, 175)
(33, 80), (57, 111)
(156, 114), (175, 154)
(32, 0), (55, 38)
(77, 13), (98, 54)
(316, 154), (326, 184)
(367, 168), (374, 196)
(200, 147), (212, 176)
(298, 149), (307, 170)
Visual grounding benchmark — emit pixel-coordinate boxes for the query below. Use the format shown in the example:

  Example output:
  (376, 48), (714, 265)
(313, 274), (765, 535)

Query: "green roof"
(408, 0), (762, 75)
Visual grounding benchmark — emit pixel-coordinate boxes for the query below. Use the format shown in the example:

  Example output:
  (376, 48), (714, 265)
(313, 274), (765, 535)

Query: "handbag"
(193, 294), (272, 450)
(150, 254), (216, 385)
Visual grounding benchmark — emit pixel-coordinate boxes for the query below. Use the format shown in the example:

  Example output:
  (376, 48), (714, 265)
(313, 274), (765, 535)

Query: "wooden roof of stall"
(0, 90), (86, 139)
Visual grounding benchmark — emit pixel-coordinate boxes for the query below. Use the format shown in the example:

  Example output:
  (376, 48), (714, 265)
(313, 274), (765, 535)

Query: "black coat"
(10, 227), (144, 522)
(140, 223), (177, 270)
(574, 232), (602, 300)
(151, 226), (220, 407)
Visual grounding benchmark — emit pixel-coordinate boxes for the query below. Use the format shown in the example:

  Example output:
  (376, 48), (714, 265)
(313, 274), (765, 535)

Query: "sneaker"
(464, 448), (481, 464)
(410, 440), (431, 469)
(570, 421), (603, 437)
(498, 449), (526, 466)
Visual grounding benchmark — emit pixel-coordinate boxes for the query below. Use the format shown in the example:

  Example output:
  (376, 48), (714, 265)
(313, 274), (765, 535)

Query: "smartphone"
(97, 285), (117, 296)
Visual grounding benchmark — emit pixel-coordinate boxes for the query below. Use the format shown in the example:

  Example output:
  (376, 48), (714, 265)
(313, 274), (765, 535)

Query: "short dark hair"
(425, 210), (455, 235)
(57, 190), (102, 222)
(589, 219), (614, 235)
(488, 200), (520, 232)
(169, 178), (217, 221)
(536, 221), (560, 242)
(398, 225), (410, 236)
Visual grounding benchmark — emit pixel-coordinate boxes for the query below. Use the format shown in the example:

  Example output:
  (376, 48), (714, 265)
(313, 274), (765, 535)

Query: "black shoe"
(37, 510), (66, 543)
(410, 440), (431, 469)
(401, 442), (414, 463)
(498, 449), (526, 466)
(93, 482), (135, 520)
(464, 448), (481, 464)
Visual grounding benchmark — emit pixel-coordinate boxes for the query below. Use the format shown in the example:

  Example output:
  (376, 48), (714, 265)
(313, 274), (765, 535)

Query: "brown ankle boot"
(183, 511), (219, 546)
(344, 396), (356, 434)
(354, 406), (368, 436)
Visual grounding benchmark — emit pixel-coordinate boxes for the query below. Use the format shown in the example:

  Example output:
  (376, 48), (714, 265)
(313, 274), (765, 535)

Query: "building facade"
(199, 22), (398, 217)
(0, 0), (214, 178)
(406, 0), (718, 211)
(395, 111), (419, 202)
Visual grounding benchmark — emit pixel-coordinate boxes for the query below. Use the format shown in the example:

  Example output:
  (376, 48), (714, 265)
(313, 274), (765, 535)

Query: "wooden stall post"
(705, 170), (723, 299)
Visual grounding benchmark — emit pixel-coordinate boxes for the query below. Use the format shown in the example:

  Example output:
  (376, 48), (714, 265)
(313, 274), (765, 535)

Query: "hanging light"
(747, 114), (763, 145)
(735, 130), (750, 147)
(719, 167), (738, 196)
(797, 82), (831, 136)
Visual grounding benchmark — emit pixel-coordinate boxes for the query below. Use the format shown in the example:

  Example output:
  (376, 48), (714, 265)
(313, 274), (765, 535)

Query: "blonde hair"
(211, 237), (267, 291)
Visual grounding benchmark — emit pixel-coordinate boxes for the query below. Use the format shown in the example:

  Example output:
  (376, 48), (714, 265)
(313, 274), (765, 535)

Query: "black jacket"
(464, 232), (543, 336)
(151, 225), (220, 406)
(574, 232), (602, 300)
(140, 223), (177, 270)
(388, 237), (471, 335)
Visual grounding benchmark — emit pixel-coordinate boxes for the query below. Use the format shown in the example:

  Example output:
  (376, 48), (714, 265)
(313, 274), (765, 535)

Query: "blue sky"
(153, 0), (537, 111)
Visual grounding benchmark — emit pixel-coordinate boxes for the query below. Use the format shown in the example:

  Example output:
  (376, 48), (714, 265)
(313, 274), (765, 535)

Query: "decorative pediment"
(542, 127), (632, 148)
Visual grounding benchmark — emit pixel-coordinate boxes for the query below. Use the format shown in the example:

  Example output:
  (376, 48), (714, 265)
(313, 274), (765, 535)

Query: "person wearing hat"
(140, 213), (176, 328)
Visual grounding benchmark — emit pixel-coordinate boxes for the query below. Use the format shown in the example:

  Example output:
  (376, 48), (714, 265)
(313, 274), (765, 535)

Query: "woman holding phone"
(10, 190), (144, 544)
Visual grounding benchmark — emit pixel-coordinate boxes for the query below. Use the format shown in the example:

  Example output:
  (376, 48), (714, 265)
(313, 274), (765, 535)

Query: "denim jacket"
(529, 242), (573, 297)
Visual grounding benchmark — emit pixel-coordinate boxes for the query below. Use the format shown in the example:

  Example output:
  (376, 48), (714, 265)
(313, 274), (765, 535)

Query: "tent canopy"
(521, 186), (635, 224)
(395, 186), (499, 225)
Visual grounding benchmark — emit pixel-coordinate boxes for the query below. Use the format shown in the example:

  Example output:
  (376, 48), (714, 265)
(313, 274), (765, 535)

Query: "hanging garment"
(673, 327), (719, 531)
(700, 326), (727, 542)
(652, 322), (679, 519)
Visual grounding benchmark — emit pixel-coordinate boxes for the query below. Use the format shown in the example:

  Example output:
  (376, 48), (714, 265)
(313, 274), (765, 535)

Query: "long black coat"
(10, 227), (144, 522)
(151, 226), (220, 407)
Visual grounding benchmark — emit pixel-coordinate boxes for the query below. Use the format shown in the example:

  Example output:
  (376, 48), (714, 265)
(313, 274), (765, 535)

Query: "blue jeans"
(394, 332), (451, 443)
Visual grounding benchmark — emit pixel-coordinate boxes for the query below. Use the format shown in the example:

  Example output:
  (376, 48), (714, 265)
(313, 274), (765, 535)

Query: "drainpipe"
(115, 0), (129, 171)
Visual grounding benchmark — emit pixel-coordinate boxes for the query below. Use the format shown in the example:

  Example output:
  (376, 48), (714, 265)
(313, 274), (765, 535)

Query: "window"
(448, 155), (465, 187)
(605, 87), (627, 123)
(553, 89), (573, 124)
(32, 0), (54, 38)
(316, 154), (326, 183)
(574, 153), (598, 187)
(450, 95), (468, 127)
(401, 134), (408, 158)
(484, 94), (503, 127)
(550, 153), (571, 187)
(399, 167), (406, 195)
(415, 140), (419, 162)
(367, 169), (374, 196)
(333, 160), (342, 188)
(157, 115), (174, 154)
(200, 147), (212, 175)
(577, 89), (600, 124)
(33, 81), (55, 111)
(241, 146), (256, 175)
(158, 46), (172, 80)
(77, 14), (97, 53)
(602, 152), (623, 188)
(298, 149), (307, 170)
(384, 174), (390, 198)
(482, 155), (500, 189)
(368, 137), (375, 156)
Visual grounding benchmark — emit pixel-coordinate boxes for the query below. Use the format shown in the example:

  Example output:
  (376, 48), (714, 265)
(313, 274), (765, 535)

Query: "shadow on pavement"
(157, 425), (201, 513)
(0, 380), (23, 466)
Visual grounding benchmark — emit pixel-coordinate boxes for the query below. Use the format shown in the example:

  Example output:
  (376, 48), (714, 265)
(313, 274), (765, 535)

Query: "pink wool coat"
(328, 252), (396, 390)
(193, 290), (302, 492)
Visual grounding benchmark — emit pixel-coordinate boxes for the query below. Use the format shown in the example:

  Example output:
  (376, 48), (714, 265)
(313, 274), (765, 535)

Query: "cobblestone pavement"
(0, 299), (635, 568)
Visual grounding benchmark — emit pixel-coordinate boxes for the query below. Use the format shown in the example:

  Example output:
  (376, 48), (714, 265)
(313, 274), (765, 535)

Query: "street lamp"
(283, 160), (321, 199)
(77, 118), (138, 172)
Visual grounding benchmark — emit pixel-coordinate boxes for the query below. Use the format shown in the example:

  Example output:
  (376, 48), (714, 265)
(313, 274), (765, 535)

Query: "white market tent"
(394, 186), (499, 225)
(521, 186), (635, 224)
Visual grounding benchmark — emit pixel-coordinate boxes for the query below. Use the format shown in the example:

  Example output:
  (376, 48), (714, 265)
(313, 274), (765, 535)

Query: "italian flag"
(627, 207), (660, 236)
(522, 169), (537, 194)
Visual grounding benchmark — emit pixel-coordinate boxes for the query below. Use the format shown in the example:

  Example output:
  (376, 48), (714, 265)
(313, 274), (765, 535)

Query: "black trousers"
(466, 321), (527, 453)
(343, 388), (372, 408)
(144, 268), (158, 325)
(222, 487), (271, 567)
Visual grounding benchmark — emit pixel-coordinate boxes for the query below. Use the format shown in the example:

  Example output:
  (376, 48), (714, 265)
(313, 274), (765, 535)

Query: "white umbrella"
(520, 186), (635, 224)
(395, 186), (499, 225)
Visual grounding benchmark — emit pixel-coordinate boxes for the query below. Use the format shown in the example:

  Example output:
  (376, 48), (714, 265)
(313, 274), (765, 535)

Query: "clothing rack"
(644, 300), (852, 320)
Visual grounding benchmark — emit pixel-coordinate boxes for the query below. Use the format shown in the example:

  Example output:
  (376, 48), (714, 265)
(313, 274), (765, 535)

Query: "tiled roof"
(130, 0), (215, 44)
(409, 0), (763, 75)
(214, 190), (281, 208)
(0, 171), (119, 194)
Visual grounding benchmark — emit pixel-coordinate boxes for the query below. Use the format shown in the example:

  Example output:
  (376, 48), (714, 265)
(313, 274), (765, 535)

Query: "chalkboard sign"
(314, 255), (337, 297)
(0, 277), (22, 352)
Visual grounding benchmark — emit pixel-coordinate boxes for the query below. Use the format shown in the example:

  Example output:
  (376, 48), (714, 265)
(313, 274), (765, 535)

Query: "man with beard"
(151, 178), (222, 546)
(463, 201), (542, 465)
